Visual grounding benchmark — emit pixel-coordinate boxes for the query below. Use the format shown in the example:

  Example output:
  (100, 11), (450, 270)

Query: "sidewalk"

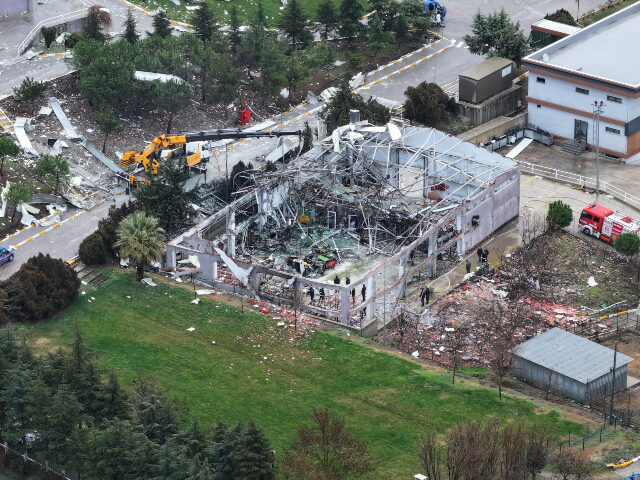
(507, 141), (640, 197)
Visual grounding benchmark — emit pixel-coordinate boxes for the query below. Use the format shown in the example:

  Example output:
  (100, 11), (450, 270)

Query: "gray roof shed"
(459, 57), (514, 81)
(511, 328), (633, 384)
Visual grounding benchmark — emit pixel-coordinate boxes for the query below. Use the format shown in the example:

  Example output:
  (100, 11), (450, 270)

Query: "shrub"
(79, 232), (107, 265)
(546, 200), (572, 229)
(614, 233), (640, 257)
(404, 81), (451, 126)
(41, 26), (58, 48)
(13, 76), (47, 101)
(544, 8), (578, 26)
(65, 31), (86, 48)
(96, 201), (138, 258)
(2, 254), (80, 323)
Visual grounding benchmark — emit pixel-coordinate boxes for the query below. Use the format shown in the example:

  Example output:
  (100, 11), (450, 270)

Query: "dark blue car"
(0, 247), (14, 265)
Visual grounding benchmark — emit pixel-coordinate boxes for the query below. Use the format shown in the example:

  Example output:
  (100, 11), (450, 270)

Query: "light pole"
(592, 100), (604, 195)
(576, 0), (580, 21)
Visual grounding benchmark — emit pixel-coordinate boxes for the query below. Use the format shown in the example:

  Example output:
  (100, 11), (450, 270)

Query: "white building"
(523, 3), (640, 162)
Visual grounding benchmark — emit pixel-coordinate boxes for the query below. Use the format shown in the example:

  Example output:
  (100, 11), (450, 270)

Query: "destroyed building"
(166, 122), (520, 335)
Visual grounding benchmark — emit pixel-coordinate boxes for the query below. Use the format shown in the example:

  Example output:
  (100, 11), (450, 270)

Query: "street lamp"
(576, 0), (580, 21)
(592, 100), (604, 195)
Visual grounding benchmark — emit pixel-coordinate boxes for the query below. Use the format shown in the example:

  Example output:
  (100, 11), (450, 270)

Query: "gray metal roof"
(531, 19), (581, 36)
(524, 2), (640, 87)
(459, 57), (513, 81)
(511, 328), (633, 384)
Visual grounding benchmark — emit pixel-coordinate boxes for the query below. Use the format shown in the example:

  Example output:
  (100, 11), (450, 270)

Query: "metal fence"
(516, 160), (640, 211)
(0, 441), (70, 480)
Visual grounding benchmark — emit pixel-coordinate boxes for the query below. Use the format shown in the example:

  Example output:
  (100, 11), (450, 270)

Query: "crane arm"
(183, 129), (301, 143)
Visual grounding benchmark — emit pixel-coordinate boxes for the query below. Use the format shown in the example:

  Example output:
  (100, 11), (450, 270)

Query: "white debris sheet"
(134, 71), (187, 84)
(13, 118), (37, 156)
(587, 276), (598, 287)
(506, 138), (533, 159)
(196, 289), (216, 295)
(49, 97), (81, 141)
(141, 277), (157, 287)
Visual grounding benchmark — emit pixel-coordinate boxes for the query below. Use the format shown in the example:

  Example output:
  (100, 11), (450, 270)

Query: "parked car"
(0, 247), (14, 265)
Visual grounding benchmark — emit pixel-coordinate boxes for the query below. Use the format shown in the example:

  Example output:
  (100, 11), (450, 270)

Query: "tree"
(80, 54), (135, 106)
(229, 6), (241, 53)
(301, 121), (313, 153)
(115, 211), (165, 281)
(135, 163), (197, 232)
(526, 427), (549, 480)
(129, 377), (179, 445)
(464, 9), (529, 65)
(193, 1), (218, 43)
(303, 40), (336, 69)
(285, 52), (311, 99)
(122, 8), (139, 44)
(97, 201), (138, 258)
(321, 79), (391, 132)
(233, 420), (276, 480)
(13, 76), (47, 101)
(547, 200), (572, 229)
(369, 0), (397, 31)
(153, 79), (192, 133)
(550, 450), (594, 480)
(279, 0), (311, 50)
(0, 361), (33, 448)
(502, 423), (527, 480)
(4, 182), (31, 222)
(254, 0), (266, 28)
(544, 8), (578, 26)
(98, 370), (127, 420)
(260, 37), (288, 94)
(417, 432), (442, 480)
(316, 0), (338, 39)
(79, 232), (107, 265)
(41, 26), (57, 49)
(446, 419), (500, 480)
(152, 9), (172, 38)
(339, 0), (364, 39)
(400, 0), (432, 38)
(615, 233), (640, 286)
(95, 103), (123, 153)
(0, 137), (20, 178)
(33, 153), (70, 193)
(404, 81), (454, 126)
(280, 408), (373, 480)
(84, 5), (111, 42)
(366, 16), (391, 58)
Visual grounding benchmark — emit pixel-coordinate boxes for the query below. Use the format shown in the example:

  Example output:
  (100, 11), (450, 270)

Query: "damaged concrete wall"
(0, 0), (32, 15)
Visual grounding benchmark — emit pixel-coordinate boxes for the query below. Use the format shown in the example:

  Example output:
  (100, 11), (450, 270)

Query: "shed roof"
(531, 19), (581, 37)
(459, 57), (513, 81)
(511, 328), (633, 384)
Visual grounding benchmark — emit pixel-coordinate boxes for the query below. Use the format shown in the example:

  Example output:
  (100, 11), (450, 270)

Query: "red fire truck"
(578, 203), (640, 243)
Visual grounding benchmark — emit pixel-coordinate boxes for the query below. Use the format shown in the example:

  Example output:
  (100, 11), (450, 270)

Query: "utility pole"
(576, 0), (580, 21)
(382, 265), (387, 345)
(592, 100), (604, 195)
(609, 343), (618, 425)
(225, 143), (230, 201)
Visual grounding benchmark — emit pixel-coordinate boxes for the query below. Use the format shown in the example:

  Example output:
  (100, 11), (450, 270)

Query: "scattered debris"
(141, 277), (157, 287)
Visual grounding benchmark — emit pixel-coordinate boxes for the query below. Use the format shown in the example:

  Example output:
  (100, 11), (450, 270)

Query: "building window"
(606, 126), (621, 134)
(607, 95), (622, 103)
(576, 87), (589, 95)
(536, 104), (541, 108)
(536, 77), (546, 83)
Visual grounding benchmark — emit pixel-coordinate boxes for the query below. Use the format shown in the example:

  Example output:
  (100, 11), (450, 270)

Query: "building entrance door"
(574, 119), (588, 140)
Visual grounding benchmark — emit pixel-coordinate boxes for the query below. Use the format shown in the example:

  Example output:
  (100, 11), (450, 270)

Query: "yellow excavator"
(121, 129), (302, 174)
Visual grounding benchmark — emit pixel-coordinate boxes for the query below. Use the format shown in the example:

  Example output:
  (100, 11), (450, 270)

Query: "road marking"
(520, 175), (535, 188)
(456, 41), (464, 48)
(546, 185), (564, 199)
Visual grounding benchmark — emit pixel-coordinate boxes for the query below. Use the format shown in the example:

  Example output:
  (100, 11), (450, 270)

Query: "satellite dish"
(543, 53), (550, 63)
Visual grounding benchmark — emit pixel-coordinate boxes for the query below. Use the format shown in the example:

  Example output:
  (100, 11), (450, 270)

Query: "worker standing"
(319, 287), (325, 304)
(465, 259), (471, 274)
(334, 275), (340, 285)
(345, 276), (351, 285)
(483, 248), (489, 265)
(361, 284), (366, 302)
(424, 286), (431, 305)
(476, 248), (483, 263)
(309, 286), (315, 303)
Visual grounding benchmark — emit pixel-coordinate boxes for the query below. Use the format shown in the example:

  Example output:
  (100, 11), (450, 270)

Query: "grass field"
(136, 0), (370, 25)
(28, 272), (583, 479)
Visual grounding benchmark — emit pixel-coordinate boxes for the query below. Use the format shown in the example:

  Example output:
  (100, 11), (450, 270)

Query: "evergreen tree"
(260, 37), (288, 94)
(279, 0), (310, 50)
(99, 370), (127, 420)
(233, 420), (275, 480)
(0, 361), (33, 448)
(4, 182), (31, 222)
(84, 6), (107, 42)
(254, 0), (266, 28)
(369, 0), (396, 30)
(229, 6), (241, 53)
(152, 9), (172, 38)
(366, 15), (391, 58)
(122, 8), (139, 43)
(95, 103), (123, 153)
(316, 0), (338, 39)
(464, 8), (529, 65)
(129, 378), (180, 445)
(73, 361), (104, 419)
(339, 0), (364, 39)
(285, 52), (311, 99)
(209, 421), (245, 479)
(0, 137), (19, 178)
(41, 384), (85, 470)
(176, 418), (208, 459)
(301, 121), (314, 153)
(24, 374), (51, 452)
(193, 1), (218, 42)
(156, 438), (191, 480)
(33, 153), (70, 193)
(153, 78), (192, 133)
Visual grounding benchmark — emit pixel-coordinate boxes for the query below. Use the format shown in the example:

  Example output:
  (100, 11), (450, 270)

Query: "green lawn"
(136, 0), (369, 25)
(29, 273), (582, 479)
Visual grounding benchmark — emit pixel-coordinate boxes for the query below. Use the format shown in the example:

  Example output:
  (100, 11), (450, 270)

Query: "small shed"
(511, 328), (633, 403)
(530, 19), (581, 49)
(458, 57), (515, 104)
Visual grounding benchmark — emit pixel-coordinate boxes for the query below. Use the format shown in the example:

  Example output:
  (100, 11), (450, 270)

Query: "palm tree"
(115, 212), (164, 281)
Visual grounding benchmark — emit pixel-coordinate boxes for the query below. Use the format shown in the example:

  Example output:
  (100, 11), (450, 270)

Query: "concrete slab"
(48, 97), (81, 141)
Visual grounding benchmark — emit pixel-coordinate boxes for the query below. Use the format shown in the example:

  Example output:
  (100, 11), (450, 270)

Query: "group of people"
(464, 247), (490, 274)
(308, 276), (365, 307)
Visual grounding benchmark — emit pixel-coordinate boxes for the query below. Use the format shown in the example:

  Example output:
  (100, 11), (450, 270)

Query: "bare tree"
(550, 450), (594, 480)
(435, 319), (469, 385)
(417, 432), (443, 480)
(446, 419), (500, 480)
(280, 408), (374, 480)
(502, 423), (527, 480)
(525, 427), (549, 480)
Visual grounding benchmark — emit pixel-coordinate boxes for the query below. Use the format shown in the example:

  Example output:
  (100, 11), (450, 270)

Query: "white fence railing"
(17, 9), (87, 55)
(517, 160), (640, 211)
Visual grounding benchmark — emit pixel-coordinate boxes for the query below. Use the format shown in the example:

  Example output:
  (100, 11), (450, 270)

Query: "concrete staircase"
(561, 138), (587, 155)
